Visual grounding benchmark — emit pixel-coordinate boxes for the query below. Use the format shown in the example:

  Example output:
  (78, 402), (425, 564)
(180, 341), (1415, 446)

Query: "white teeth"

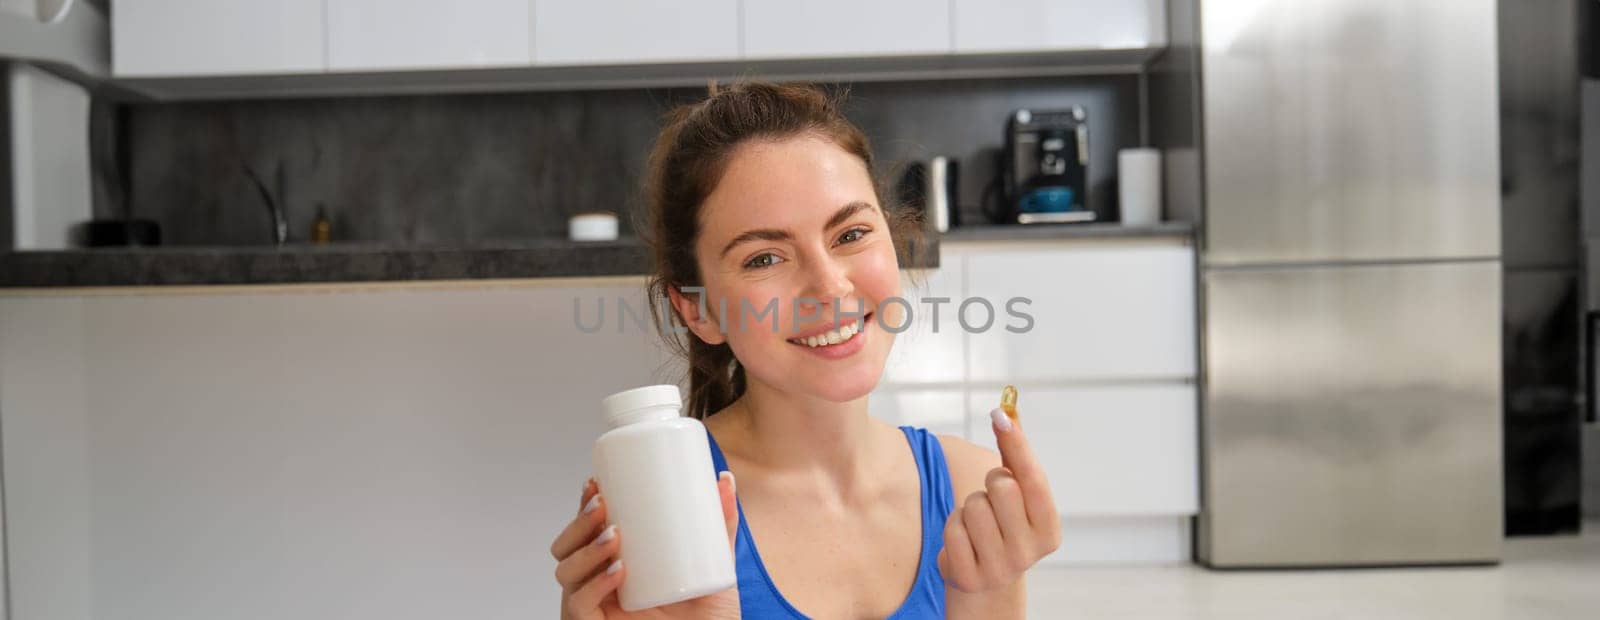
(792, 322), (862, 348)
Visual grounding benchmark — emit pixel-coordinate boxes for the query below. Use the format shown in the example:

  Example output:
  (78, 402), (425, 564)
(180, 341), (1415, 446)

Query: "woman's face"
(676, 134), (904, 404)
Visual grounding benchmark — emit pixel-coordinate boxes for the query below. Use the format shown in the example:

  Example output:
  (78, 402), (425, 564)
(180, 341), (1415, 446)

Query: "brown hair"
(643, 82), (923, 419)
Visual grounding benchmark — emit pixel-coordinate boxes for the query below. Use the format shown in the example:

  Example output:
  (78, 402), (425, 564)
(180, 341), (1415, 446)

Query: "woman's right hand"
(553, 472), (742, 620)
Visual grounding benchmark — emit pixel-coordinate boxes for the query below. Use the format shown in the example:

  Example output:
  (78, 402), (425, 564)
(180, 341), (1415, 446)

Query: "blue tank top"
(706, 426), (953, 619)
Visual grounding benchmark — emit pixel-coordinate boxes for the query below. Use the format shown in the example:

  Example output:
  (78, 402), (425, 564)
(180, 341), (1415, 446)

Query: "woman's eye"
(744, 253), (782, 269)
(836, 227), (869, 245)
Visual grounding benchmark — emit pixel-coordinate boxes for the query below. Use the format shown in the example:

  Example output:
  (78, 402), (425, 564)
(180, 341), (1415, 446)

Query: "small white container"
(1118, 148), (1163, 226)
(569, 212), (619, 241)
(593, 385), (736, 611)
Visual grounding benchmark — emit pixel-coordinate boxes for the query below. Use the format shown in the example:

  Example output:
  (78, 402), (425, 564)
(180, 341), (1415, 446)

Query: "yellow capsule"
(1000, 385), (1019, 422)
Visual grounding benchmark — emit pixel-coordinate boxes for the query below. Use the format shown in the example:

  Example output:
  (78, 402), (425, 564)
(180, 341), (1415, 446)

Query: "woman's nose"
(802, 255), (853, 306)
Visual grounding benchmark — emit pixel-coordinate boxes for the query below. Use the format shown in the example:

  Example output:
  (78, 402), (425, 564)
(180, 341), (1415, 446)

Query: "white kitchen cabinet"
(877, 239), (1200, 527)
(742, 0), (950, 59)
(879, 263), (967, 385)
(953, 0), (1167, 53)
(112, 0), (325, 77)
(965, 240), (1196, 382)
(0, 282), (683, 618)
(533, 0), (739, 65)
(966, 384), (1199, 516)
(326, 0), (531, 71)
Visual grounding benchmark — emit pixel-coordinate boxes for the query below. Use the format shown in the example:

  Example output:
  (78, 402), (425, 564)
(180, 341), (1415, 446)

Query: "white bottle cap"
(601, 385), (682, 429)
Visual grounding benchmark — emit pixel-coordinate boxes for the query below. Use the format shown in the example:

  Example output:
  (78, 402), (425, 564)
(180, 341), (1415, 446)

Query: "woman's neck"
(717, 377), (882, 492)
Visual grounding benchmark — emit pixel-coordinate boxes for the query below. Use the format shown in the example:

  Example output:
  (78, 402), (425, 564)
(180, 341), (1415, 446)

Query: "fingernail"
(990, 408), (1013, 432)
(720, 470), (736, 494)
(582, 494), (602, 515)
(606, 559), (623, 575)
(593, 524), (616, 546)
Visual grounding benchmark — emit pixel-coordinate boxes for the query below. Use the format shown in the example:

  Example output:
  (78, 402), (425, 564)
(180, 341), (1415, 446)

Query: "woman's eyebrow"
(720, 229), (791, 258)
(825, 201), (873, 230)
(718, 201), (876, 258)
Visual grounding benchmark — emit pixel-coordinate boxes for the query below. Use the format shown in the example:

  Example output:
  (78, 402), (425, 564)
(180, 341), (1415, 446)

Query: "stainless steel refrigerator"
(1190, 0), (1504, 566)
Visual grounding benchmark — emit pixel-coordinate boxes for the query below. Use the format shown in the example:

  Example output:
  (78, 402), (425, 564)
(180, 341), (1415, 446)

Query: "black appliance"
(994, 107), (1091, 224)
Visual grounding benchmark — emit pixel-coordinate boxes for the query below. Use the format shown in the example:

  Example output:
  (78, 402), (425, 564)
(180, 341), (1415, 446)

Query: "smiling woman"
(643, 83), (925, 419)
(549, 82), (1060, 620)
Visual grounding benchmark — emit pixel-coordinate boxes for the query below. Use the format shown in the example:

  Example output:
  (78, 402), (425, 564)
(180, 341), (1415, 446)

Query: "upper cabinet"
(111, 0), (1169, 90)
(113, 0), (325, 77)
(326, 0), (530, 71)
(953, 0), (1167, 53)
(742, 0), (950, 59)
(533, 0), (739, 65)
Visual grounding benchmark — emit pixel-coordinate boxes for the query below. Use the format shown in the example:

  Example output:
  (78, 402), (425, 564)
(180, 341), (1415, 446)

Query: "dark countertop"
(939, 221), (1195, 243)
(0, 239), (653, 288)
(0, 222), (1193, 288)
(0, 237), (937, 288)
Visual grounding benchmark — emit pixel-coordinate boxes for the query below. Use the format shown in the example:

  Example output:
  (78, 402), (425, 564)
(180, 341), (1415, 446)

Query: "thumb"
(718, 471), (739, 550)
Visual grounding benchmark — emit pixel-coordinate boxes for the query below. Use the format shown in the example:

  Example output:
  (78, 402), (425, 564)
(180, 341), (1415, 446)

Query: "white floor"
(1025, 522), (1600, 619)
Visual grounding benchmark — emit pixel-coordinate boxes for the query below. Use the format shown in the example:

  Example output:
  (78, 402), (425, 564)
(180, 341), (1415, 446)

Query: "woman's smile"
(786, 312), (874, 359)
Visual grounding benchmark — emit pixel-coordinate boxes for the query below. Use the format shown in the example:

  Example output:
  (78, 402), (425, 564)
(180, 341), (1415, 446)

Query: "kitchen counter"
(0, 222), (1193, 288)
(0, 237), (942, 288)
(0, 240), (652, 288)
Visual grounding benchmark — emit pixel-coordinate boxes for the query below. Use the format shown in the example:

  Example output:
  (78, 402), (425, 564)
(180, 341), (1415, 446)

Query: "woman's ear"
(668, 285), (727, 346)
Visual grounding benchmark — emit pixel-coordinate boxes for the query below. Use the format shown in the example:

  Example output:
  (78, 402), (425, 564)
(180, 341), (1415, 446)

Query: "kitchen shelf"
(940, 221), (1195, 243)
(111, 47), (1166, 101)
(0, 237), (940, 288)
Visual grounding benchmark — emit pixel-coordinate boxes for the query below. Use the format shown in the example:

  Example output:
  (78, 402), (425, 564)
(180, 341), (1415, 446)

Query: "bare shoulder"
(936, 434), (1001, 498)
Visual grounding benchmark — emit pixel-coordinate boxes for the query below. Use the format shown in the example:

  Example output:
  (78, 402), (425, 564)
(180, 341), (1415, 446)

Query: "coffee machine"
(995, 107), (1092, 224)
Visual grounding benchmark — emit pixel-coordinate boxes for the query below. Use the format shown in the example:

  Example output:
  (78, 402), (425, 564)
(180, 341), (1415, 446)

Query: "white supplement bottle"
(593, 385), (737, 611)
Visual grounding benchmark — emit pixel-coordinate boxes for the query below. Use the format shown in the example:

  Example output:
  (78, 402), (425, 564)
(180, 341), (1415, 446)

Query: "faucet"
(243, 162), (288, 246)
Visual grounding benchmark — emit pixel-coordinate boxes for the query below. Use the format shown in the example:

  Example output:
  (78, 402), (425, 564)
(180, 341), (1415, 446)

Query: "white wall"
(1, 280), (685, 619)
(7, 63), (92, 249)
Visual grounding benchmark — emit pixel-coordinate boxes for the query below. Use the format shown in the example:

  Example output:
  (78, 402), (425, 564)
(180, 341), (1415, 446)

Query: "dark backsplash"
(99, 76), (1138, 246)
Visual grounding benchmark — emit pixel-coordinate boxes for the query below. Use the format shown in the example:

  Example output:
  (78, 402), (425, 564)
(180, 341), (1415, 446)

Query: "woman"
(550, 82), (1061, 619)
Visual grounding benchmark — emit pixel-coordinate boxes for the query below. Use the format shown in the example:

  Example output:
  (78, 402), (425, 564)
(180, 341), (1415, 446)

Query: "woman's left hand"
(937, 408), (1062, 593)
